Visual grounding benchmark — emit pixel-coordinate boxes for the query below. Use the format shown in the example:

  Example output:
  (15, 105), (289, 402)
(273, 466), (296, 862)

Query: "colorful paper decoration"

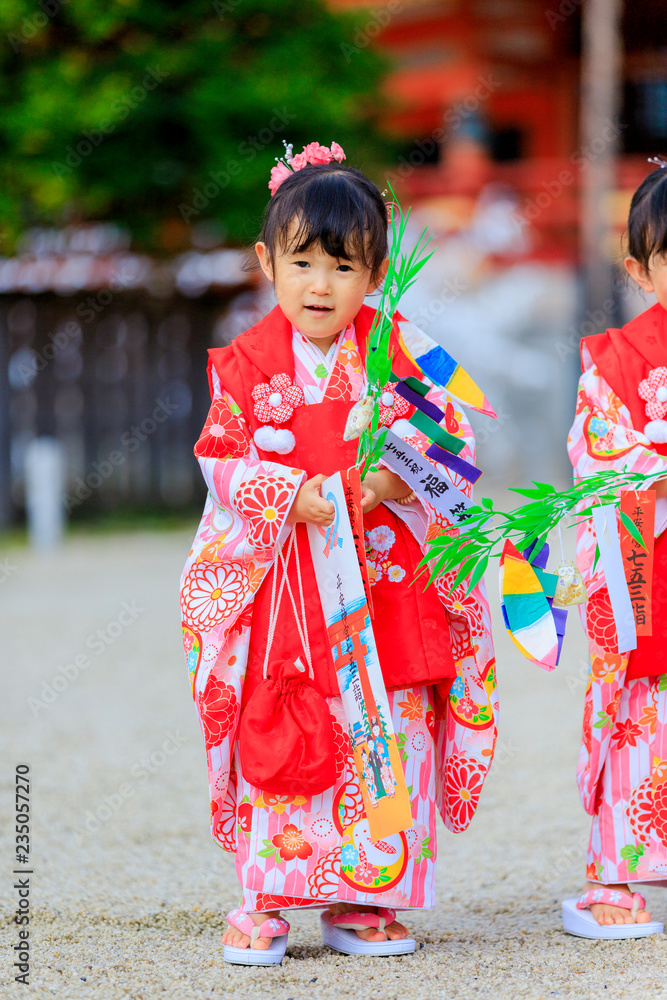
(380, 429), (472, 521)
(591, 504), (637, 654)
(619, 489), (655, 635)
(397, 320), (496, 418)
(393, 378), (447, 424)
(409, 408), (465, 455)
(499, 540), (559, 671)
(526, 541), (566, 664)
(425, 443), (483, 485)
(307, 469), (413, 841)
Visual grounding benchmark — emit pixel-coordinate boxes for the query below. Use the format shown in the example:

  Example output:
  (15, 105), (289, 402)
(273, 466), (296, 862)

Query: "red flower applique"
(638, 366), (667, 420)
(378, 383), (410, 426)
(611, 718), (643, 750)
(252, 373), (304, 425)
(271, 823), (314, 862)
(198, 675), (239, 749)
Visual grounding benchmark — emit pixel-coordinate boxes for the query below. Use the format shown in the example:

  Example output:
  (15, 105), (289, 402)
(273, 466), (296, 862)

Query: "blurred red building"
(330, 0), (667, 261)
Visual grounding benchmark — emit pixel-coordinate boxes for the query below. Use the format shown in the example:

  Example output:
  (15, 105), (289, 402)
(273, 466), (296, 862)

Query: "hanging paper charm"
(552, 561), (587, 608)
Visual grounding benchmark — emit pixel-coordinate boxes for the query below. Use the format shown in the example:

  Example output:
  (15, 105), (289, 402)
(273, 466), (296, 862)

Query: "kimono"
(567, 301), (667, 884)
(180, 303), (498, 912)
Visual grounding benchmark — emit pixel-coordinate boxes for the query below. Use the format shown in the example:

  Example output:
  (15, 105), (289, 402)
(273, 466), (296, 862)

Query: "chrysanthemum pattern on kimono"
(181, 321), (498, 912)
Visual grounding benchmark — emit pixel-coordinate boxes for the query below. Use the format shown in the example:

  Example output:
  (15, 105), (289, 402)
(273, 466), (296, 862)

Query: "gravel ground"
(3, 528), (667, 1000)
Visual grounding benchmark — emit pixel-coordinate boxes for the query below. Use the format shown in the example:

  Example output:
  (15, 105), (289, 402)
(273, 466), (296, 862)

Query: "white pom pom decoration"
(381, 391), (395, 407)
(268, 392), (283, 407)
(657, 386), (667, 402)
(390, 418), (414, 440)
(644, 419), (667, 443)
(253, 425), (295, 455)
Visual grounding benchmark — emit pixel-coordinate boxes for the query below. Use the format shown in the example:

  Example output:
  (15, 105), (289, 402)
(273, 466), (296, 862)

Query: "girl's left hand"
(361, 469), (412, 513)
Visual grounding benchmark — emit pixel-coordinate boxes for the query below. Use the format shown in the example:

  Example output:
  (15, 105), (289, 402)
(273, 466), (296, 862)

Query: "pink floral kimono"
(568, 302), (667, 884)
(180, 303), (498, 913)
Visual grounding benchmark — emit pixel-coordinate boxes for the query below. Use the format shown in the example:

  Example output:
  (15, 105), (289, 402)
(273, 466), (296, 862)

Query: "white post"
(24, 437), (66, 550)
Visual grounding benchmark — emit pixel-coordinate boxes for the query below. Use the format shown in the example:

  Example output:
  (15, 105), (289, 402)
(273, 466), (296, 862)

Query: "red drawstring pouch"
(238, 656), (336, 795)
(237, 528), (336, 795)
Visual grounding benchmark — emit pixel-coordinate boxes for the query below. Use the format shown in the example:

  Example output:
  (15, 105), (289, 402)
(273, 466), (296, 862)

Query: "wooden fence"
(0, 286), (263, 527)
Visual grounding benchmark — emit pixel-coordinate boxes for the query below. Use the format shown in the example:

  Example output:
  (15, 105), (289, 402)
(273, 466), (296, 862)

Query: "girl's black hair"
(257, 163), (388, 280)
(627, 166), (667, 270)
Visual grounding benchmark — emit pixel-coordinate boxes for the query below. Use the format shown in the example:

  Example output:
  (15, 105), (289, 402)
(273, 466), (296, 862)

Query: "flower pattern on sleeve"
(181, 562), (250, 630)
(234, 476), (297, 549)
(195, 396), (250, 459)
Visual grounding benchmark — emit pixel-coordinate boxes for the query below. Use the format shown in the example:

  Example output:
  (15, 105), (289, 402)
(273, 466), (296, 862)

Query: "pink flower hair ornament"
(269, 140), (346, 196)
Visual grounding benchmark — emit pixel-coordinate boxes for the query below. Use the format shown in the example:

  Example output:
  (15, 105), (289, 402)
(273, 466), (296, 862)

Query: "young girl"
(565, 162), (667, 937)
(180, 142), (498, 963)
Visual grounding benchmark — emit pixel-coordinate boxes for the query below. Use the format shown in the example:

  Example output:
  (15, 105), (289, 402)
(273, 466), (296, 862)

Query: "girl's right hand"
(287, 474), (335, 526)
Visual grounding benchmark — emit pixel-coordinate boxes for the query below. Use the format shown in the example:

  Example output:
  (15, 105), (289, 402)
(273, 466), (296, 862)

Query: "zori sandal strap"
(226, 907), (290, 942)
(576, 889), (645, 913)
(329, 907), (396, 933)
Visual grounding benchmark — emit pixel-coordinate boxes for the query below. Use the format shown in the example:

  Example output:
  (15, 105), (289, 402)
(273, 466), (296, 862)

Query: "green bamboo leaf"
(449, 556), (477, 590)
(465, 554), (489, 594)
(620, 511), (648, 552)
(509, 487), (551, 499)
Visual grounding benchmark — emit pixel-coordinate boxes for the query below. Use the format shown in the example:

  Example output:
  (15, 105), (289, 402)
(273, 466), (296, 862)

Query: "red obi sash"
(209, 304), (456, 699)
(583, 304), (667, 678)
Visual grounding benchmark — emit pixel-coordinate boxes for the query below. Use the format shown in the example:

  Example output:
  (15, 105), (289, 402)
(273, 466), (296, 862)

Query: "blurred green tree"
(0, 0), (392, 252)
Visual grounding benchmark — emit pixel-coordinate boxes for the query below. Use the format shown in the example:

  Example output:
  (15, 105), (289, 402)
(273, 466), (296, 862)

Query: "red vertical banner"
(620, 490), (655, 636)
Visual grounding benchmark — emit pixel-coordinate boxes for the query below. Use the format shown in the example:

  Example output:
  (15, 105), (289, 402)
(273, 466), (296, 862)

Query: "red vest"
(583, 303), (667, 678)
(209, 304), (456, 699)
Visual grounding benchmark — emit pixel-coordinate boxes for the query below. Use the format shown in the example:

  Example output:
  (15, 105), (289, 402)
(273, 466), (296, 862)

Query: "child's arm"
(359, 468), (412, 512)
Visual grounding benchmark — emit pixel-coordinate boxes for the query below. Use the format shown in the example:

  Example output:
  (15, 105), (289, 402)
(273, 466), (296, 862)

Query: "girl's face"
(256, 231), (385, 348)
(625, 253), (667, 310)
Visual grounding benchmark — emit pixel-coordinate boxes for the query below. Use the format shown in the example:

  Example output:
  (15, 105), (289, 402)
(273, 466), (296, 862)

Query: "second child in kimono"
(180, 142), (498, 964)
(564, 162), (667, 938)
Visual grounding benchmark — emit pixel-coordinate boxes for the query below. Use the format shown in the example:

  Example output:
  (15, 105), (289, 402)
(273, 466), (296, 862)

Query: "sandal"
(320, 907), (416, 956)
(223, 908), (290, 965)
(562, 889), (664, 939)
